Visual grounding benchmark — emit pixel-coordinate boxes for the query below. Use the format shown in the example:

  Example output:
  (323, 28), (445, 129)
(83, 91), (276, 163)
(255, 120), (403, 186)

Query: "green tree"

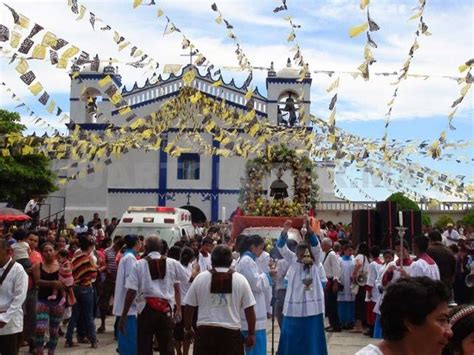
(434, 214), (455, 230)
(462, 210), (474, 226)
(0, 109), (57, 208)
(386, 192), (432, 226)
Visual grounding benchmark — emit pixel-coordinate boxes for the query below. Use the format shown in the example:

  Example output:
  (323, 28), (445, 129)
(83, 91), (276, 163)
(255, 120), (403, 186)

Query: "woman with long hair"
(32, 242), (67, 355)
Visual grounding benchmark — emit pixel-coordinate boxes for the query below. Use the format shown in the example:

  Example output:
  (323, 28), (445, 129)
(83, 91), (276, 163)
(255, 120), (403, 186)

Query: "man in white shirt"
(115, 235), (141, 355)
(197, 237), (213, 272)
(321, 237), (342, 332)
(120, 235), (190, 355)
(0, 239), (28, 355)
(442, 223), (460, 247)
(183, 244), (256, 355)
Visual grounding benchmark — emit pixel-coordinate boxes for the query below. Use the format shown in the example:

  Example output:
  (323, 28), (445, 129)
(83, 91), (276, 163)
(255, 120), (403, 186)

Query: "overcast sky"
(1, 0), (473, 201)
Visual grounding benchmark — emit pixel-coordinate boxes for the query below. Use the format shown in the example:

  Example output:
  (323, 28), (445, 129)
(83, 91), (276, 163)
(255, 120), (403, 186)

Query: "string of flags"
(382, 0), (430, 157)
(65, 0), (158, 72)
(0, 82), (60, 133)
(348, 0), (380, 80)
(446, 59), (473, 130)
(0, 1), (472, 200)
(211, 3), (253, 78)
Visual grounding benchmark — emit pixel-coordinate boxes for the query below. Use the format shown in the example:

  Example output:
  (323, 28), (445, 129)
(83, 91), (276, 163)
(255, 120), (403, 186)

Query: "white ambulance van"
(111, 206), (195, 246)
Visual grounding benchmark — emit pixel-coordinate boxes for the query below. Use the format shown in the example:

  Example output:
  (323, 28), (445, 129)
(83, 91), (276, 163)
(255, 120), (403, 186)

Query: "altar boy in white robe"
(411, 235), (440, 281)
(276, 219), (327, 355)
(235, 235), (273, 355)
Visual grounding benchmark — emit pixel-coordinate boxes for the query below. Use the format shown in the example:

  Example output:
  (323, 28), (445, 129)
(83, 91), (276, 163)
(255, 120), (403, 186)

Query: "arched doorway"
(179, 205), (207, 224)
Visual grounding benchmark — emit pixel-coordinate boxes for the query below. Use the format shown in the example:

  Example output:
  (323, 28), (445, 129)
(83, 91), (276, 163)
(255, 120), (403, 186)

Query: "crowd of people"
(0, 212), (473, 355)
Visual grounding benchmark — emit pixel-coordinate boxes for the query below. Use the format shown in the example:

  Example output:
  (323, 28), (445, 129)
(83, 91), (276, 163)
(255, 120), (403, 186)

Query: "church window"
(177, 153), (200, 180)
(155, 88), (159, 97)
(146, 91), (150, 100)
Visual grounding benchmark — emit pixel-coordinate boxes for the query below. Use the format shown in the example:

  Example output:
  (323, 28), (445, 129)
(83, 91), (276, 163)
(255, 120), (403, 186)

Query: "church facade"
(46, 61), (337, 223)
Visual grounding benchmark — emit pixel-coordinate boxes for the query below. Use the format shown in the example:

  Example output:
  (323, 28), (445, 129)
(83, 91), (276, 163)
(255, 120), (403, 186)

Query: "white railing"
(315, 201), (473, 212)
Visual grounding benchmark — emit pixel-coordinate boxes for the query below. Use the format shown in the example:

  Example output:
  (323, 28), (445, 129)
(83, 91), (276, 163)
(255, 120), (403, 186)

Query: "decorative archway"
(180, 205), (207, 224)
(239, 144), (319, 217)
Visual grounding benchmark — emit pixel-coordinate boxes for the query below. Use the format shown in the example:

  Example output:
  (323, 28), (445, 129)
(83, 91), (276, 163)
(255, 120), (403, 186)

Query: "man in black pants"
(322, 238), (342, 332)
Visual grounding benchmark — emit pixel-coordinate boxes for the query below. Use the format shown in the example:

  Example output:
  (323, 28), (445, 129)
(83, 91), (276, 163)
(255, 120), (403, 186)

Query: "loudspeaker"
(376, 201), (398, 249)
(351, 209), (377, 248)
(402, 210), (422, 250)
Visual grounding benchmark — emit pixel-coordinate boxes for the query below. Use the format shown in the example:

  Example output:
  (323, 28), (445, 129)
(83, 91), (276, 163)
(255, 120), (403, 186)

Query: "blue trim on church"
(108, 188), (240, 194)
(158, 134), (168, 206)
(211, 140), (220, 222)
(74, 73), (123, 87)
(266, 77), (312, 87)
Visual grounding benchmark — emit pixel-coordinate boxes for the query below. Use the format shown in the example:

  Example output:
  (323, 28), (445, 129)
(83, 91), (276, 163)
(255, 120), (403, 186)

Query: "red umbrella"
(0, 207), (32, 222)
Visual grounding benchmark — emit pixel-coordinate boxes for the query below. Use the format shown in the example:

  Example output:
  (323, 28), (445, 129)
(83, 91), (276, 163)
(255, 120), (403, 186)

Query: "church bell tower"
(266, 58), (312, 126)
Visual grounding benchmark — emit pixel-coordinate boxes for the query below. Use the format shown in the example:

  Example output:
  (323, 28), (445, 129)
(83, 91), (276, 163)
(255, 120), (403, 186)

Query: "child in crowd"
(337, 243), (356, 329)
(49, 249), (75, 306)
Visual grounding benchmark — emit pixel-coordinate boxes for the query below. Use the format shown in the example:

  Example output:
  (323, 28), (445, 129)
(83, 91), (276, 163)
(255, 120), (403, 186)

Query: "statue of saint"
(270, 168), (289, 200)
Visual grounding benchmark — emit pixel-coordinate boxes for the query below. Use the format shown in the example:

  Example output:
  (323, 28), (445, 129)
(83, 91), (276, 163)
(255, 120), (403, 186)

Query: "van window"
(112, 226), (181, 245)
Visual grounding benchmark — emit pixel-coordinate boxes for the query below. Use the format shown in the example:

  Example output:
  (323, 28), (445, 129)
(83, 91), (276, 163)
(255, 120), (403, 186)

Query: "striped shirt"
(104, 247), (118, 280)
(72, 253), (97, 287)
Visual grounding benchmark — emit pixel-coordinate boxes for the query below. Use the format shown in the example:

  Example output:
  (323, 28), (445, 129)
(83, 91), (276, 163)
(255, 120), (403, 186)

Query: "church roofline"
(111, 87), (268, 117)
(71, 72), (123, 87)
(121, 64), (266, 100)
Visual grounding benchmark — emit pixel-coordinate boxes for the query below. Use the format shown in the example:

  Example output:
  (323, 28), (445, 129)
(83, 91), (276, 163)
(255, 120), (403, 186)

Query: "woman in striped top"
(65, 236), (98, 348)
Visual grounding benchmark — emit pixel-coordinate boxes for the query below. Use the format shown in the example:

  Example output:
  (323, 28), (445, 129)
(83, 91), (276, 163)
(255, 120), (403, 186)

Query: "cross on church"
(180, 47), (198, 65)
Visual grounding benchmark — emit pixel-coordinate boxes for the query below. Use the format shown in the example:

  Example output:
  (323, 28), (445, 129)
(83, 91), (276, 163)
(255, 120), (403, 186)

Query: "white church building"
(46, 60), (338, 223)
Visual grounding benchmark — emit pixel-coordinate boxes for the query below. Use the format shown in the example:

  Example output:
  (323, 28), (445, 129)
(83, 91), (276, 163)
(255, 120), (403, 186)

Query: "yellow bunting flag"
(249, 123), (260, 137)
(182, 70), (196, 86)
(62, 46), (80, 59)
(98, 75), (113, 87)
(18, 14), (30, 29)
(130, 118), (144, 130)
(157, 8), (164, 17)
(41, 32), (57, 48)
(133, 0), (143, 8)
(119, 106), (132, 116)
(244, 89), (254, 100)
(32, 44), (47, 60)
(75, 5), (86, 20)
(360, 0), (370, 10)
(47, 100), (56, 114)
(460, 83), (471, 96)
(10, 31), (21, 48)
(212, 80), (223, 87)
(28, 82), (43, 96)
(326, 77), (340, 93)
(15, 58), (29, 74)
(349, 23), (368, 38)
(110, 92), (123, 105)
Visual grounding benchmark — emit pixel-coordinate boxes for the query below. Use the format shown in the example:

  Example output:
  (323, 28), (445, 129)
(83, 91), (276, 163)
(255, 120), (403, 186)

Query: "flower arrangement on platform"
(239, 144), (319, 217)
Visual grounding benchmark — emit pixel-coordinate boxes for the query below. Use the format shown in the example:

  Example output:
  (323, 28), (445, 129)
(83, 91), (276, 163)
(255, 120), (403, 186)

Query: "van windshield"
(111, 226), (180, 245)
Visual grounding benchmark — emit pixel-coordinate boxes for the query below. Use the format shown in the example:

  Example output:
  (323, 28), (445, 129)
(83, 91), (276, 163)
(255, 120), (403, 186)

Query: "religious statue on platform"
(270, 168), (289, 200)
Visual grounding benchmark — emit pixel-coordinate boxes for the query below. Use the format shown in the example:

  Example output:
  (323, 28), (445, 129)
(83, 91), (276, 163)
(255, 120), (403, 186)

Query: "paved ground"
(20, 317), (372, 354)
